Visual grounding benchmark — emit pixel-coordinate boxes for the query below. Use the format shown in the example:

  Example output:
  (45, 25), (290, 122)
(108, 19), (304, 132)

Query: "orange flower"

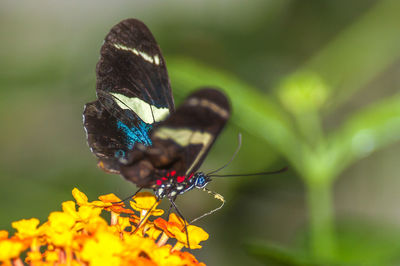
(155, 213), (209, 250)
(0, 231), (8, 240)
(98, 193), (135, 215)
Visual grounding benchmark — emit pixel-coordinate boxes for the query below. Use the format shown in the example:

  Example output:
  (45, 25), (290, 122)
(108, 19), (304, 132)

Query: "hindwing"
(120, 88), (231, 187)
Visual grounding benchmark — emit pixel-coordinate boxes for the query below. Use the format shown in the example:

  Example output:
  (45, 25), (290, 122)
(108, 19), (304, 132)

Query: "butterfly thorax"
(153, 171), (211, 199)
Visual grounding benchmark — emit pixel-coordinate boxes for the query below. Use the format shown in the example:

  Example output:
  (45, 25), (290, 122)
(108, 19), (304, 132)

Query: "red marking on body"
(177, 176), (185, 183)
(188, 173), (194, 180)
(156, 180), (162, 186)
(162, 177), (167, 181)
(166, 173), (170, 177)
(171, 170), (176, 176)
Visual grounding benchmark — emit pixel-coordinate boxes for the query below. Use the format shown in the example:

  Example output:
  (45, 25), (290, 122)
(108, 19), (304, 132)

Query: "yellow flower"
(11, 218), (42, 251)
(25, 250), (42, 264)
(72, 187), (112, 208)
(99, 193), (135, 215)
(152, 245), (184, 266)
(130, 192), (164, 235)
(81, 230), (123, 266)
(122, 234), (157, 259)
(43, 249), (59, 263)
(63, 201), (102, 225)
(0, 188), (207, 265)
(155, 213), (209, 250)
(12, 218), (40, 239)
(112, 216), (132, 235)
(61, 200), (104, 233)
(45, 212), (76, 247)
(144, 222), (162, 240)
(130, 192), (164, 216)
(48, 212), (75, 232)
(0, 239), (24, 261)
(172, 224), (209, 250)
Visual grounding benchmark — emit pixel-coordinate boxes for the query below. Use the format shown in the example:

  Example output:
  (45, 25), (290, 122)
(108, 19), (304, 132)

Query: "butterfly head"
(192, 172), (211, 189)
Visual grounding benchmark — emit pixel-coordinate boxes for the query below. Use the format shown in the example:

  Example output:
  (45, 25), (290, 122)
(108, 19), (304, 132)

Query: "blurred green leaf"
(168, 57), (305, 170)
(245, 241), (315, 266)
(334, 222), (400, 265)
(328, 94), (400, 177)
(304, 0), (400, 108)
(294, 220), (400, 265)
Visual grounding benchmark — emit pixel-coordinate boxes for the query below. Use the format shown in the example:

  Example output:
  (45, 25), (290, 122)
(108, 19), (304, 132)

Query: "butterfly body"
(152, 171), (210, 198)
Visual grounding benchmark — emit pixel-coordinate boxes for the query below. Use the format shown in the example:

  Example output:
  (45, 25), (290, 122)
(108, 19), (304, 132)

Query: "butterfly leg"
(166, 202), (173, 219)
(113, 187), (143, 204)
(165, 194), (178, 218)
(169, 198), (191, 249)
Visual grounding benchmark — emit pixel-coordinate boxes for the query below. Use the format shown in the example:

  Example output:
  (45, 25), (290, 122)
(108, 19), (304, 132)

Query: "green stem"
(306, 179), (336, 262)
(296, 111), (324, 146)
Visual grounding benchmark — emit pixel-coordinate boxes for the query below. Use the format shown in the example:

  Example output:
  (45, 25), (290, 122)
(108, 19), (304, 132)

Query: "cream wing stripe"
(110, 92), (170, 124)
(186, 98), (229, 119)
(154, 128), (213, 175)
(112, 43), (161, 65)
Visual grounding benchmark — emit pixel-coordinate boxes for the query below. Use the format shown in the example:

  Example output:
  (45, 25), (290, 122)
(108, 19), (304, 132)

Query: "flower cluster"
(0, 188), (208, 265)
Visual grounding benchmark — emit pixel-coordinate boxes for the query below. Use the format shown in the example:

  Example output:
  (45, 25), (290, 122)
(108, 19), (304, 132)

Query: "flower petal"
(72, 187), (89, 206)
(11, 218), (40, 238)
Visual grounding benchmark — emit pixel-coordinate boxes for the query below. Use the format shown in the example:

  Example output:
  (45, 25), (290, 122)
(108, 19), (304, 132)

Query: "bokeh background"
(2, 0), (400, 265)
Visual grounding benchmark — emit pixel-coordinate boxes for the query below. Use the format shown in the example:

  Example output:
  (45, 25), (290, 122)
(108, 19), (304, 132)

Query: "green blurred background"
(2, 0), (400, 265)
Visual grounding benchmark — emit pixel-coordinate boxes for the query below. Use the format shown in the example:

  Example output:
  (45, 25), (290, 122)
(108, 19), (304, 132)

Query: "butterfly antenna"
(169, 199), (191, 249)
(190, 188), (225, 224)
(207, 133), (242, 175)
(209, 166), (288, 178)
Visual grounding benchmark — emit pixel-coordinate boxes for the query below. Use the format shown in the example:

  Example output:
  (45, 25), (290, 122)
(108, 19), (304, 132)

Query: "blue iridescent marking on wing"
(117, 120), (153, 150)
(114, 149), (126, 159)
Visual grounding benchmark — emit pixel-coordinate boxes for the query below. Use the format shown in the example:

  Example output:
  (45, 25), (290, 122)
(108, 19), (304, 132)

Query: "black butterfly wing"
(120, 88), (231, 187)
(96, 18), (174, 126)
(83, 100), (128, 173)
(83, 19), (174, 173)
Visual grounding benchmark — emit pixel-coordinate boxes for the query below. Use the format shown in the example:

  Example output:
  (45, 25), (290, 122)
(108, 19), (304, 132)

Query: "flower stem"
(306, 179), (336, 262)
(157, 233), (169, 247)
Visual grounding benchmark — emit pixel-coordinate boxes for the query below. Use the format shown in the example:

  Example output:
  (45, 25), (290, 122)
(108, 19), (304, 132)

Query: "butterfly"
(83, 19), (231, 202)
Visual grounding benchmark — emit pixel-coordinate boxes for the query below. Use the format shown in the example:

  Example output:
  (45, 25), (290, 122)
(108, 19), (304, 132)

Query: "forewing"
(121, 88), (231, 187)
(84, 19), (175, 173)
(96, 18), (174, 127)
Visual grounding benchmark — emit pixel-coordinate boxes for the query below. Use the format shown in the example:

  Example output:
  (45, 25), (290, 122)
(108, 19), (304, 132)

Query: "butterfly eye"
(195, 176), (207, 188)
